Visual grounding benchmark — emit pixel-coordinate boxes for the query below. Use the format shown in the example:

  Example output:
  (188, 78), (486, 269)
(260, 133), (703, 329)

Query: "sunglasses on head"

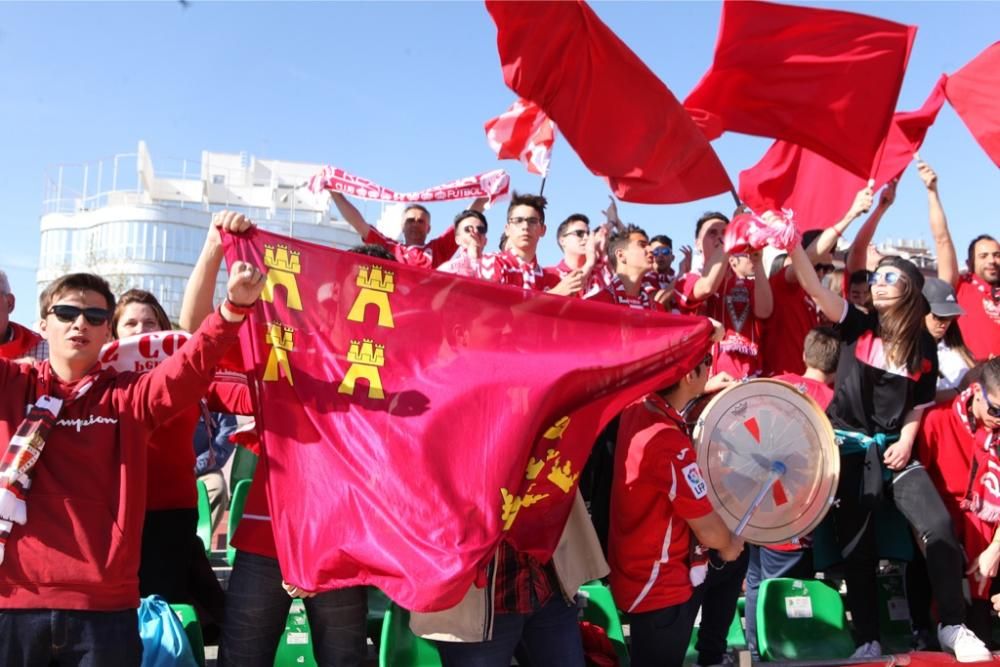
(868, 271), (902, 286)
(652, 247), (673, 257)
(562, 229), (589, 239)
(48, 304), (111, 326)
(980, 385), (1000, 419)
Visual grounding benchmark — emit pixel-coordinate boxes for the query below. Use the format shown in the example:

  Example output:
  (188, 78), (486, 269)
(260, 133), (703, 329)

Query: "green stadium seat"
(195, 479), (212, 554)
(378, 602), (442, 667)
(684, 610), (745, 665)
(170, 603), (205, 667)
(577, 581), (630, 666)
(227, 478), (252, 566)
(367, 588), (391, 648)
(274, 599), (318, 667)
(230, 446), (258, 493)
(756, 578), (855, 661)
(877, 570), (913, 653)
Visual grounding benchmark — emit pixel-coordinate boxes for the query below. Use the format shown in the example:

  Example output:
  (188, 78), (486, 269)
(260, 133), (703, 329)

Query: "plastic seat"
(378, 602), (442, 667)
(195, 479), (212, 554)
(577, 581), (630, 665)
(683, 610), (745, 665)
(367, 588), (391, 648)
(230, 446), (258, 493)
(274, 599), (318, 667)
(756, 577), (855, 661)
(170, 603), (205, 667)
(227, 478), (252, 566)
(877, 569), (913, 653)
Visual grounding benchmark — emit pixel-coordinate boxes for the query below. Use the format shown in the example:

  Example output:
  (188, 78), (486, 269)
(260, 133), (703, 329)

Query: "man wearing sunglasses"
(918, 358), (1000, 645)
(331, 191), (487, 270)
(0, 271), (47, 362)
(437, 210), (490, 275)
(0, 217), (264, 665)
(549, 213), (610, 298)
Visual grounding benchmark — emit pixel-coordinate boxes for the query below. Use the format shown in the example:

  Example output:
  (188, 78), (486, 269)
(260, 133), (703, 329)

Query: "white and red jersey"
(609, 394), (714, 613)
(551, 256), (612, 298)
(586, 274), (662, 311)
(679, 270), (764, 379)
(470, 250), (562, 291)
(955, 272), (1000, 361)
(364, 226), (459, 270)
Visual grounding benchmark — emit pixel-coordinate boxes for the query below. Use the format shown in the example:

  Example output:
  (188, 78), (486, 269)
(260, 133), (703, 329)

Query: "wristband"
(223, 298), (255, 316)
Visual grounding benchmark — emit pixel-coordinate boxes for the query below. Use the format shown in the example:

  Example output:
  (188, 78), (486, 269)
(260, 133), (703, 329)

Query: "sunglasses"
(48, 304), (111, 326)
(980, 385), (1000, 419)
(652, 247), (673, 257)
(561, 229), (590, 239)
(868, 271), (902, 286)
(461, 225), (487, 235)
(814, 263), (835, 274)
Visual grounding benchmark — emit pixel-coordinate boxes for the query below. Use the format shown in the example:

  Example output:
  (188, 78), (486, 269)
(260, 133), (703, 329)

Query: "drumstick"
(734, 460), (787, 536)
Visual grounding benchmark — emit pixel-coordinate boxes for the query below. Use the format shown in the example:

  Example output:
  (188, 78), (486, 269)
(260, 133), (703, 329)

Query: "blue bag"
(137, 595), (198, 667)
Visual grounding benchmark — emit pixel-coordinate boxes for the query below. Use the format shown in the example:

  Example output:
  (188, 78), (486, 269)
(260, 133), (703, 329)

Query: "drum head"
(692, 379), (839, 545)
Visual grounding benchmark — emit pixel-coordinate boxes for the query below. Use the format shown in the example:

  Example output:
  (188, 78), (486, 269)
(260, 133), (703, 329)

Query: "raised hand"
(226, 261), (266, 308)
(878, 179), (898, 209)
(916, 157), (938, 192)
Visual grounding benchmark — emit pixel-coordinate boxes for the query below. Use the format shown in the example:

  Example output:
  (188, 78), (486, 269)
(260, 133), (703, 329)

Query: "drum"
(691, 378), (839, 545)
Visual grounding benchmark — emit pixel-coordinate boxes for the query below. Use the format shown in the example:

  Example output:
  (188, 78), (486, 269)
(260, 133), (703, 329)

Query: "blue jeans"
(744, 545), (814, 657)
(0, 608), (141, 666)
(219, 550), (367, 667)
(433, 595), (585, 667)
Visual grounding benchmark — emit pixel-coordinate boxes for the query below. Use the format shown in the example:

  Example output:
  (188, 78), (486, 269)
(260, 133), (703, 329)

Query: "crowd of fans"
(1, 156), (999, 666)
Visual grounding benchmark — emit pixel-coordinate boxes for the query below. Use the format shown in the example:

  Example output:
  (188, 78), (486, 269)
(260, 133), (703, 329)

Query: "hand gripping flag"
(222, 228), (712, 611)
(738, 77), (946, 230)
(685, 0), (916, 179)
(487, 0), (732, 204)
(945, 42), (1000, 168)
(485, 98), (555, 176)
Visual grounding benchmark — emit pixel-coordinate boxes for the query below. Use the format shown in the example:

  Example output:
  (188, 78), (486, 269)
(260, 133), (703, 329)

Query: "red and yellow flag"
(223, 227), (711, 612)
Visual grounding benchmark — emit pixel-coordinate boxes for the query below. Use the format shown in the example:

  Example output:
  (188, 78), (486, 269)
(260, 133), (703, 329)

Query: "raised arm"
(180, 211), (254, 332)
(690, 246), (729, 301)
(751, 253), (773, 319)
(845, 183), (894, 275)
(789, 244), (846, 323)
(807, 186), (875, 263)
(918, 160), (959, 287)
(330, 191), (373, 238)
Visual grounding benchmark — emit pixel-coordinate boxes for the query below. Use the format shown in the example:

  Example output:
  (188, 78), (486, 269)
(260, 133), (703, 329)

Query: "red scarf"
(958, 388), (1000, 522)
(605, 275), (656, 311)
(0, 323), (43, 361)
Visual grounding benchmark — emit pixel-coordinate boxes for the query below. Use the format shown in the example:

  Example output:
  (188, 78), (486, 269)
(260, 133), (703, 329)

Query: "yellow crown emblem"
(356, 265), (395, 293)
(264, 244), (301, 274)
(346, 339), (385, 367)
(266, 322), (295, 349)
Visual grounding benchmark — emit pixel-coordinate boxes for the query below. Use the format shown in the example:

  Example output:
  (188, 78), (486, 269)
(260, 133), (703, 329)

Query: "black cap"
(922, 277), (965, 318)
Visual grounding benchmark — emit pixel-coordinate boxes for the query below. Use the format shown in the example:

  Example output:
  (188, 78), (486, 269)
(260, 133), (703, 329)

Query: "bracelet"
(223, 298), (255, 316)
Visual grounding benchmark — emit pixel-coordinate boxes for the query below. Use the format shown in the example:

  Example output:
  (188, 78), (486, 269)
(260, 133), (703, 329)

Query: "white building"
(37, 141), (362, 322)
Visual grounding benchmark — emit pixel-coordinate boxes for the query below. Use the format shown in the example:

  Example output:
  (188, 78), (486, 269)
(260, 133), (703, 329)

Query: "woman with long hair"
(787, 239), (990, 662)
(112, 288), (251, 641)
(922, 277), (976, 403)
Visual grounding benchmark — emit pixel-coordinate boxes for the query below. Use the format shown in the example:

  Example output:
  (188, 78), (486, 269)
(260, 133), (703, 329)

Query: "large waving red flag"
(486, 0), (732, 204)
(484, 98), (555, 176)
(945, 42), (1000, 168)
(739, 78), (946, 230)
(685, 0), (916, 179)
(222, 228), (712, 611)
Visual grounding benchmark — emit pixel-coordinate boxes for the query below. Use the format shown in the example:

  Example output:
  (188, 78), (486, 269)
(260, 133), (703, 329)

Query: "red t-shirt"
(230, 456), (278, 559)
(0, 322), (45, 361)
(609, 394), (713, 613)
(772, 373), (833, 411)
(681, 271), (764, 379)
(364, 226), (459, 269)
(762, 268), (819, 377)
(955, 273), (1000, 361)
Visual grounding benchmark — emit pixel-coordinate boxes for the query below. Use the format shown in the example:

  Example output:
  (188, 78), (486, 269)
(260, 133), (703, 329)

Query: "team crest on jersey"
(682, 462), (707, 499)
(725, 281), (750, 333)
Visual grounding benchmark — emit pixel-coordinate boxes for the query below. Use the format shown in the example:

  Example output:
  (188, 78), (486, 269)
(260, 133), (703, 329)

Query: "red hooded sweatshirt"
(0, 309), (240, 611)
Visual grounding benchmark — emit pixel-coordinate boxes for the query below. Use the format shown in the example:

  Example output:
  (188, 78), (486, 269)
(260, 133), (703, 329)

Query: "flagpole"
(539, 124), (555, 197)
(729, 187), (741, 209)
(539, 175), (547, 197)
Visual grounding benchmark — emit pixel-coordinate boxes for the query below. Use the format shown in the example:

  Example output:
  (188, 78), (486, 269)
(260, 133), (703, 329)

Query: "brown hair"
(39, 273), (116, 319)
(507, 192), (548, 223)
(112, 289), (171, 338)
(606, 225), (648, 271)
(875, 260), (927, 373)
(803, 327), (840, 374)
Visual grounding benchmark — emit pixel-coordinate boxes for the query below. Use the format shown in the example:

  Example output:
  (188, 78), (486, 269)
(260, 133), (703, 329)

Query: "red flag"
(739, 78), (946, 230)
(486, 0), (732, 204)
(685, 0), (916, 179)
(945, 42), (1000, 168)
(222, 228), (712, 611)
(485, 98), (555, 176)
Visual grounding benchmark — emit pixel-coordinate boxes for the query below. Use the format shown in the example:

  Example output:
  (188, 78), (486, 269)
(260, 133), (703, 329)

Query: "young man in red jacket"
(0, 217), (264, 665)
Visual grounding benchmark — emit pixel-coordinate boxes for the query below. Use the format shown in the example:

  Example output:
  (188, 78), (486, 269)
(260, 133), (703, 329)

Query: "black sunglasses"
(48, 304), (111, 326)
(981, 385), (1000, 419)
(462, 225), (487, 235)
(561, 229), (590, 239)
(652, 247), (673, 257)
(814, 263), (835, 274)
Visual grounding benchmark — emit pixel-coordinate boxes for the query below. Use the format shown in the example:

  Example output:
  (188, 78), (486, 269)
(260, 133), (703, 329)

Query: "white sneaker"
(938, 623), (991, 663)
(850, 640), (881, 659)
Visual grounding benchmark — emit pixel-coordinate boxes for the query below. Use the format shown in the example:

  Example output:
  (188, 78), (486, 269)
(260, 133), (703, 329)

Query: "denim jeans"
(433, 595), (585, 667)
(744, 545), (814, 656)
(628, 600), (700, 667)
(218, 550), (367, 667)
(0, 608), (141, 666)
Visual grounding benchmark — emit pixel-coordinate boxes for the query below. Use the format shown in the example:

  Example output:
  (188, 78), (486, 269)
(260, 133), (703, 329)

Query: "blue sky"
(1, 1), (997, 324)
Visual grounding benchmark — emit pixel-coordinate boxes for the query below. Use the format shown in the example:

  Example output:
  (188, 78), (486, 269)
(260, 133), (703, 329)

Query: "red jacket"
(0, 310), (241, 611)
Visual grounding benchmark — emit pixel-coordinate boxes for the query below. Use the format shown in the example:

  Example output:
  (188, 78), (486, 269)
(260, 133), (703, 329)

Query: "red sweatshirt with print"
(0, 309), (241, 611)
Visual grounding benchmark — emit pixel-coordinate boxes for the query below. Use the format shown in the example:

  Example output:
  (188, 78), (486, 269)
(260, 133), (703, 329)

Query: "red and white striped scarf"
(605, 275), (656, 311)
(957, 388), (1000, 522)
(480, 251), (545, 290)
